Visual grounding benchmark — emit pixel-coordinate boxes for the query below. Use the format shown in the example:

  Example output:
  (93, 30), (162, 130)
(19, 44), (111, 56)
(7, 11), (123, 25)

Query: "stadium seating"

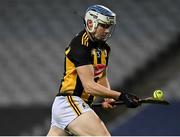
(0, 0), (180, 105)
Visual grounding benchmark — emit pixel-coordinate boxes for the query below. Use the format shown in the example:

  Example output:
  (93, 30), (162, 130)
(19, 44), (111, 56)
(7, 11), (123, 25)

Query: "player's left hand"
(102, 98), (116, 109)
(118, 92), (140, 108)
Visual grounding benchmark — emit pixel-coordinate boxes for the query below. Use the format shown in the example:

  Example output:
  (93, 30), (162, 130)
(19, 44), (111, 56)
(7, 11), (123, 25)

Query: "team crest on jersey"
(94, 64), (106, 76)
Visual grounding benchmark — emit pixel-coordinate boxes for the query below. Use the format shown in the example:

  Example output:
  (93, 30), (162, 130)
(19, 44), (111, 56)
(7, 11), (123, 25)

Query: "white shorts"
(50, 95), (93, 130)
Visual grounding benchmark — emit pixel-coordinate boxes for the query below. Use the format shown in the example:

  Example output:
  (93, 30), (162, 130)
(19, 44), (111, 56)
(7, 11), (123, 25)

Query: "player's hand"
(102, 98), (116, 109)
(118, 92), (139, 108)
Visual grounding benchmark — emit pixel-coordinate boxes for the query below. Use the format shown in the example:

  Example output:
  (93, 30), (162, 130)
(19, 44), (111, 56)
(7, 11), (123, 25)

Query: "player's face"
(93, 23), (113, 41)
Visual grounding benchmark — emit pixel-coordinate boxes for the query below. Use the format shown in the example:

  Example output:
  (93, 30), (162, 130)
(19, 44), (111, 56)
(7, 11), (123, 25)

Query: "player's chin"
(100, 37), (108, 41)
(97, 36), (108, 42)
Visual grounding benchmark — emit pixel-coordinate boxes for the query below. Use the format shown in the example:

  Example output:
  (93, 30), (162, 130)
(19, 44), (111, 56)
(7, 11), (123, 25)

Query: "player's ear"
(87, 19), (93, 31)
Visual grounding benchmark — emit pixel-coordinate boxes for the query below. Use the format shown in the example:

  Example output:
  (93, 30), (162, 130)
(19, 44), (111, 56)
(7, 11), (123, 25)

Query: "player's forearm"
(97, 76), (111, 89)
(83, 80), (120, 100)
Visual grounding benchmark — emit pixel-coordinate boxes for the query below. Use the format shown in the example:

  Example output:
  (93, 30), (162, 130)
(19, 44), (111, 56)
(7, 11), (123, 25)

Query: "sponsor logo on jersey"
(94, 64), (106, 76)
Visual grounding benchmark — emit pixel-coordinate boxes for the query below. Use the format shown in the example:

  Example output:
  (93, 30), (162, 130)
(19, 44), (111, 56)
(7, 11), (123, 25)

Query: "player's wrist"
(118, 91), (125, 101)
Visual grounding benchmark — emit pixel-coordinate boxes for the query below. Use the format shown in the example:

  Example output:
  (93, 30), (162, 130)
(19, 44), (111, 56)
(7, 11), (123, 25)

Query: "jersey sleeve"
(67, 39), (91, 67)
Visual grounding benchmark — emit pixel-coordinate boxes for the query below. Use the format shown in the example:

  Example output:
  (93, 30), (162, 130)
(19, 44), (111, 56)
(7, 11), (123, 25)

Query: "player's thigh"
(67, 110), (110, 136)
(47, 126), (69, 136)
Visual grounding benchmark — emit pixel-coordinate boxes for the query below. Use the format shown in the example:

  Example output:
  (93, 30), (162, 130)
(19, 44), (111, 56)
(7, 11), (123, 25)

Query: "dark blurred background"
(0, 0), (180, 135)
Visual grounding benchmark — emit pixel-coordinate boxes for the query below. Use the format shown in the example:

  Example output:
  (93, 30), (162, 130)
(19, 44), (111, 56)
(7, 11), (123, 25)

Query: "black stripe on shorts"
(67, 96), (81, 116)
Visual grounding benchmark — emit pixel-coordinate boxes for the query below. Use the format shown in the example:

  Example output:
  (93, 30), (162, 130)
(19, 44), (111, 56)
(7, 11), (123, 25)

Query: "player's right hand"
(118, 92), (139, 108)
(102, 98), (116, 109)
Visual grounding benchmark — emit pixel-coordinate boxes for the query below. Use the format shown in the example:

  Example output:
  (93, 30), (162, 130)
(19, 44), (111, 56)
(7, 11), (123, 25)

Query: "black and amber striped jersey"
(59, 30), (111, 104)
